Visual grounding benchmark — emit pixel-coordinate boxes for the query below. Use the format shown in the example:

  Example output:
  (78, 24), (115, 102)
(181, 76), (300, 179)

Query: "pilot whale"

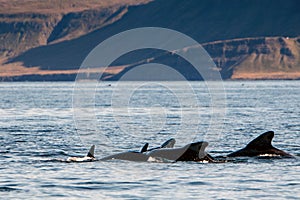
(99, 138), (176, 162)
(100, 140), (216, 163)
(138, 138), (176, 153)
(147, 141), (216, 162)
(66, 145), (96, 162)
(227, 131), (293, 158)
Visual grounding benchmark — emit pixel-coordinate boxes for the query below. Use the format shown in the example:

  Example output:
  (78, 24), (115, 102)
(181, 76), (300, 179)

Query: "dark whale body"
(66, 131), (293, 163)
(147, 141), (215, 162)
(227, 131), (293, 158)
(100, 140), (216, 162)
(99, 138), (176, 162)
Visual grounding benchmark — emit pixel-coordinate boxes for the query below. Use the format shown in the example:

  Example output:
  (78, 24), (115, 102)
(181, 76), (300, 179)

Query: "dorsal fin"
(161, 138), (176, 148)
(246, 131), (274, 150)
(189, 141), (209, 158)
(147, 138), (176, 152)
(227, 131), (293, 158)
(140, 143), (149, 153)
(87, 145), (95, 158)
(176, 141), (209, 161)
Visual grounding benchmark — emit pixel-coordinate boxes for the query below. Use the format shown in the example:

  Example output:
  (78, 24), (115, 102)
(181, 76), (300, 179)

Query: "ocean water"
(0, 81), (299, 199)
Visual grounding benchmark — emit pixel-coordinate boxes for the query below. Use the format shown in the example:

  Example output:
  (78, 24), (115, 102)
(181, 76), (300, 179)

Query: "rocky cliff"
(204, 37), (300, 79)
(0, 0), (149, 57)
(102, 36), (300, 80)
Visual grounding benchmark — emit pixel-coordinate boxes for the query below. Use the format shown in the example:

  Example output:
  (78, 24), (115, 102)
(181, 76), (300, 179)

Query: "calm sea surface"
(0, 81), (299, 199)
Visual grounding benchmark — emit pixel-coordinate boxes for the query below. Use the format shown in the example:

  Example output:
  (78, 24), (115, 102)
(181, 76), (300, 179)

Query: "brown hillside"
(0, 0), (149, 14)
(0, 0), (150, 56)
(203, 37), (300, 79)
(1, 36), (300, 81)
(0, 0), (300, 80)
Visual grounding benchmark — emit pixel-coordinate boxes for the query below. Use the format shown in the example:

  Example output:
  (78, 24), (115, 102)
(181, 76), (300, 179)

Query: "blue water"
(0, 81), (299, 199)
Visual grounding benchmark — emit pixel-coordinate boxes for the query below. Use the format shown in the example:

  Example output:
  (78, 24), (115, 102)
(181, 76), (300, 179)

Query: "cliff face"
(203, 37), (300, 79)
(0, 0), (149, 57)
(46, 6), (129, 44)
(104, 36), (300, 80)
(2, 36), (299, 81)
(0, 0), (300, 80)
(0, 13), (61, 57)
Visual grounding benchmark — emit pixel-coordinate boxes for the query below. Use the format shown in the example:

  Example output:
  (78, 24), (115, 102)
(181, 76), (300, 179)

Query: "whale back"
(160, 138), (176, 148)
(147, 138), (176, 152)
(148, 141), (211, 162)
(100, 152), (150, 162)
(227, 131), (292, 157)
